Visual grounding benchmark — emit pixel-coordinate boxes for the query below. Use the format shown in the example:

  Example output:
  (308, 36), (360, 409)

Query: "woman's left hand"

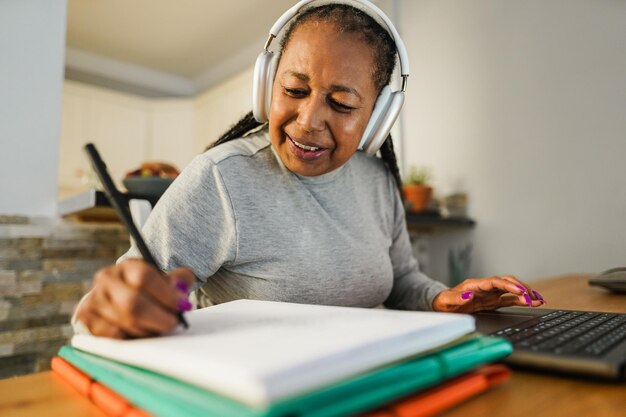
(432, 275), (546, 313)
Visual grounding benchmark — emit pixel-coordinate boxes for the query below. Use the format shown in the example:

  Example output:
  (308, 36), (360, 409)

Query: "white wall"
(400, 0), (626, 280)
(194, 68), (254, 152)
(59, 68), (254, 195)
(0, 0), (67, 217)
(60, 81), (150, 193)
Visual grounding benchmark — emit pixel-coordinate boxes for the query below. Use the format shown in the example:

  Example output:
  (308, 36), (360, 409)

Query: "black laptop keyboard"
(495, 310), (626, 357)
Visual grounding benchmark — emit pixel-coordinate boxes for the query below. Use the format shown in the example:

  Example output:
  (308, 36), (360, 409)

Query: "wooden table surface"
(0, 274), (624, 417)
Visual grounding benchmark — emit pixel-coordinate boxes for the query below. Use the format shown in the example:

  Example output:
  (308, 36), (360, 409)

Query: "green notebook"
(59, 334), (511, 417)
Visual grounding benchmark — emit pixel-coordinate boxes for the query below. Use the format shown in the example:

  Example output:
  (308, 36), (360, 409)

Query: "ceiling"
(65, 0), (298, 97)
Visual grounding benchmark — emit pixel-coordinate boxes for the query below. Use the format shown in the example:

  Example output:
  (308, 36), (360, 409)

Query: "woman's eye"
(329, 99), (355, 113)
(284, 88), (307, 97)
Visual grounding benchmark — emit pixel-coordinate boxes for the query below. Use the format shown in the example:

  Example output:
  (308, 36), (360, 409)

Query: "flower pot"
(403, 184), (432, 212)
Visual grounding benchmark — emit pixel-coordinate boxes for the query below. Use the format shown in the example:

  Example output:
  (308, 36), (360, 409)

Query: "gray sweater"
(123, 131), (447, 311)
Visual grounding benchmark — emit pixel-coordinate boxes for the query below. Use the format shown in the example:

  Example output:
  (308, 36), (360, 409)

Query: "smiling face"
(268, 20), (379, 177)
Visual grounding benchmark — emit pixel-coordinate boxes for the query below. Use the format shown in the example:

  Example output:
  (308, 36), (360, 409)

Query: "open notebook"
(71, 299), (475, 408)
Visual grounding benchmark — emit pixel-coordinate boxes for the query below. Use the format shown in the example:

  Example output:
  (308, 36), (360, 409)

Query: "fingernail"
(523, 293), (532, 306)
(461, 291), (473, 300)
(175, 280), (189, 294)
(515, 284), (527, 293)
(532, 290), (545, 303)
(177, 298), (192, 312)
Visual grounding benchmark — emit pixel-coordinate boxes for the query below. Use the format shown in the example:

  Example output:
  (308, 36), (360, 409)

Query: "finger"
(452, 292), (520, 313)
(499, 275), (530, 294)
(93, 264), (178, 334)
(76, 304), (129, 339)
(464, 276), (528, 297)
(498, 293), (526, 308)
(432, 290), (474, 312)
(507, 292), (544, 308)
(103, 268), (179, 333)
(530, 289), (546, 304)
(168, 268), (196, 294)
(500, 276), (546, 303)
(93, 275), (163, 337)
(118, 259), (192, 313)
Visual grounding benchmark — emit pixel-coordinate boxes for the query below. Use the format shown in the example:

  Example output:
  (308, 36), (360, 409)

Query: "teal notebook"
(59, 335), (512, 417)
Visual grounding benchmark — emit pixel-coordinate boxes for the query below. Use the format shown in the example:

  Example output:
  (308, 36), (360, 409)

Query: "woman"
(74, 2), (544, 339)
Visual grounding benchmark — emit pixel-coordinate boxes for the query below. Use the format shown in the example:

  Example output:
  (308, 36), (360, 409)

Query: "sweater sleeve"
(119, 154), (237, 282)
(383, 180), (448, 311)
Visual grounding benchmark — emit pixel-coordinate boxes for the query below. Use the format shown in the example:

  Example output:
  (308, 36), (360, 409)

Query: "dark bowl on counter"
(122, 177), (174, 197)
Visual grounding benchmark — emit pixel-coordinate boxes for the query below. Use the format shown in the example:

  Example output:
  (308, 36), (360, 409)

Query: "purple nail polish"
(532, 290), (545, 303)
(175, 280), (189, 294)
(177, 298), (192, 312)
(174, 280), (189, 294)
(515, 284), (527, 293)
(523, 293), (532, 306)
(461, 291), (473, 300)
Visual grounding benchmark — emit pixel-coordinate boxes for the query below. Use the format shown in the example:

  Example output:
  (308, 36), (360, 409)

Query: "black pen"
(84, 143), (189, 329)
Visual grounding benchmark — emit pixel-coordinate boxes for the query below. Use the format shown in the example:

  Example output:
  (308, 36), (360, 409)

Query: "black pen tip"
(178, 312), (189, 329)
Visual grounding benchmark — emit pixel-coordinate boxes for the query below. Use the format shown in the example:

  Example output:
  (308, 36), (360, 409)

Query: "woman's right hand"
(74, 258), (196, 339)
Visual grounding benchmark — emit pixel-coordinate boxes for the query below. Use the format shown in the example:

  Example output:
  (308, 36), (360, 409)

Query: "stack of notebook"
(53, 299), (513, 417)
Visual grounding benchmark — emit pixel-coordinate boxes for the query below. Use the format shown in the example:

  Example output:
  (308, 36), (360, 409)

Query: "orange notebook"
(53, 355), (509, 417)
(51, 356), (152, 417)
(360, 364), (510, 417)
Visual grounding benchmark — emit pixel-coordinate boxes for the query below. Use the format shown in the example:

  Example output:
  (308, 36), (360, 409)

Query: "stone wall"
(0, 216), (129, 378)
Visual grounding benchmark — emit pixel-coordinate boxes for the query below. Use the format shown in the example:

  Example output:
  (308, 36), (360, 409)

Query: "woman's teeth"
(291, 138), (321, 152)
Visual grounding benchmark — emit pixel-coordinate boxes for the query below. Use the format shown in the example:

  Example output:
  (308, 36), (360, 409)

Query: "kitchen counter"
(59, 189), (476, 230)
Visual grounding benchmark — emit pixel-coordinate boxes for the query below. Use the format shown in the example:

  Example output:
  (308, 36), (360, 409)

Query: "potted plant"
(403, 166), (433, 212)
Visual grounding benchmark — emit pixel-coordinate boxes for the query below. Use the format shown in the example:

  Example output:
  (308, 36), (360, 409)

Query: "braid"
(206, 111), (263, 151)
(378, 136), (403, 195)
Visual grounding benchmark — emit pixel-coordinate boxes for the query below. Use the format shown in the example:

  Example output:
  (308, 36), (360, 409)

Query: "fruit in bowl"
(123, 162), (180, 197)
(125, 162), (179, 178)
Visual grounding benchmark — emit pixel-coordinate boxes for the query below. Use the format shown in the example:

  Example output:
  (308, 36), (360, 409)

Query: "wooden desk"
(1, 274), (624, 417)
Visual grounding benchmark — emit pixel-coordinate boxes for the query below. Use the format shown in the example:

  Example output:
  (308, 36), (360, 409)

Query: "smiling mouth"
(289, 137), (323, 152)
(286, 135), (329, 161)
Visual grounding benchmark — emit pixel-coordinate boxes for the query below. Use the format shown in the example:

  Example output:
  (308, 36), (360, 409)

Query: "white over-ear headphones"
(252, 0), (410, 156)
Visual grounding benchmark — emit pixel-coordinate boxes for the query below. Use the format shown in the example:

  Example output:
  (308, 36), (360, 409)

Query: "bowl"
(122, 177), (175, 197)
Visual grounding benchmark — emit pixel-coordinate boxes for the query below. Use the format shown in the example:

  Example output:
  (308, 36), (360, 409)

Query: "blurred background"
(0, 0), (625, 377)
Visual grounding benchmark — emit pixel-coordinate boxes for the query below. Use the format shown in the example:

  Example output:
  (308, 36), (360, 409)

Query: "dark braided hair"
(209, 3), (403, 192)
(210, 111), (261, 148)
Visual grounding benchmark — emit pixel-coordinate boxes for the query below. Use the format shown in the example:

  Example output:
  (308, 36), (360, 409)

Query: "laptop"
(473, 307), (626, 380)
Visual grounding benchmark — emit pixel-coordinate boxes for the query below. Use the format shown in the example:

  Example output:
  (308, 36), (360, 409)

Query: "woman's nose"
(296, 96), (326, 132)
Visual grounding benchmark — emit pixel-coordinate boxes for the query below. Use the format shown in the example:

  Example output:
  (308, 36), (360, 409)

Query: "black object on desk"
(589, 267), (626, 293)
(83, 143), (189, 329)
(405, 210), (476, 232)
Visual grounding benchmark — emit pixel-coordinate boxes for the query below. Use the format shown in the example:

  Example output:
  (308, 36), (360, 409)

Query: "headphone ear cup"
(252, 51), (279, 122)
(361, 91), (405, 156)
(358, 86), (392, 151)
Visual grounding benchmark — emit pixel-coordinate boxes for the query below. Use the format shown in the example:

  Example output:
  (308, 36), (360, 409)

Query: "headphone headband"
(264, 0), (409, 81)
